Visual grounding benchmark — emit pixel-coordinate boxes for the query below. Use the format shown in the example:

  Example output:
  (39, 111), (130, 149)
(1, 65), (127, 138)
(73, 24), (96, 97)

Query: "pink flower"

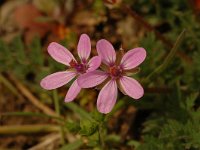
(77, 39), (146, 114)
(40, 34), (101, 102)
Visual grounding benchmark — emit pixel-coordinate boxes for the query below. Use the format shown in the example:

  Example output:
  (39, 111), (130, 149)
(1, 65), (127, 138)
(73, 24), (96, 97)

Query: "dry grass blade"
(8, 74), (57, 116)
(28, 133), (61, 150)
(0, 125), (60, 135)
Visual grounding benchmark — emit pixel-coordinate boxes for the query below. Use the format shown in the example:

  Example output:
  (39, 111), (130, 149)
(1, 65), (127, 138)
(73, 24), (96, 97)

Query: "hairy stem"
(53, 90), (66, 144)
(145, 29), (186, 82)
(98, 124), (105, 149)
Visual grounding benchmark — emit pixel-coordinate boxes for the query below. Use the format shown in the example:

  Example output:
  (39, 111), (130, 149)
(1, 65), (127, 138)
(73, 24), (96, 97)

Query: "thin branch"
(121, 4), (192, 64)
(8, 74), (57, 116)
(0, 74), (22, 99)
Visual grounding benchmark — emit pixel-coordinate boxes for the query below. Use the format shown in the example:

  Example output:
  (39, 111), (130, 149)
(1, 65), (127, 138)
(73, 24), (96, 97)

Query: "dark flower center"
(69, 60), (88, 74)
(109, 65), (123, 79)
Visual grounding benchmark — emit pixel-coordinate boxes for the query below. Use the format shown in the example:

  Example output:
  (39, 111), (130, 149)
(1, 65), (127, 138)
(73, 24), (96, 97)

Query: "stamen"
(75, 64), (85, 73)
(69, 60), (77, 68)
(69, 60), (88, 74)
(109, 65), (123, 78)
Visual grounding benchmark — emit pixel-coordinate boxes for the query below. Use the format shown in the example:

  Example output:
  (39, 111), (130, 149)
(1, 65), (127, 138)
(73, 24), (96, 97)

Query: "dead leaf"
(0, 0), (27, 35)
(14, 3), (56, 43)
(14, 4), (48, 29)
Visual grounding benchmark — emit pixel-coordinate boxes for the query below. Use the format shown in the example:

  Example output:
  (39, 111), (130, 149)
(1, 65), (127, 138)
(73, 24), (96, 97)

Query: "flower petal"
(119, 76), (144, 99)
(65, 79), (81, 102)
(40, 71), (76, 90)
(48, 42), (75, 66)
(87, 56), (101, 72)
(77, 34), (91, 61)
(120, 47), (146, 70)
(96, 39), (116, 65)
(77, 70), (108, 88)
(97, 80), (117, 114)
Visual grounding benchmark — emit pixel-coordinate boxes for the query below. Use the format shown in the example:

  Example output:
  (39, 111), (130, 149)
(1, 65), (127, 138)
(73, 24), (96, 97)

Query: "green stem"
(0, 125), (60, 135)
(53, 90), (60, 116)
(98, 124), (105, 149)
(144, 29), (186, 82)
(53, 90), (66, 144)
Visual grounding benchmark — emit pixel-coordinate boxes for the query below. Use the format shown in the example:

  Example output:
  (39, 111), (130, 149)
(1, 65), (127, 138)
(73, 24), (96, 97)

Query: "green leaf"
(65, 120), (80, 133)
(127, 140), (140, 148)
(185, 92), (199, 110)
(91, 109), (105, 122)
(59, 139), (83, 150)
(0, 40), (11, 71)
(11, 36), (26, 64)
(105, 134), (121, 143)
(29, 37), (44, 66)
(79, 120), (98, 136)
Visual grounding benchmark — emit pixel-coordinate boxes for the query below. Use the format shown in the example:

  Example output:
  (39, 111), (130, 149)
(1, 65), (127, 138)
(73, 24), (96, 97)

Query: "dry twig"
(28, 133), (61, 150)
(121, 4), (192, 64)
(8, 74), (57, 116)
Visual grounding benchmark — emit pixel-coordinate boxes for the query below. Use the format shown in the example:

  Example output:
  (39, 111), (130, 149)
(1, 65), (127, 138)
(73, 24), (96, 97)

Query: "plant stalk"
(145, 29), (186, 82)
(98, 124), (105, 149)
(53, 90), (66, 144)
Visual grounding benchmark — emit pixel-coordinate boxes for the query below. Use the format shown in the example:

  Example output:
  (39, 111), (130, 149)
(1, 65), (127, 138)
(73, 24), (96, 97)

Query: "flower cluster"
(40, 34), (146, 114)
